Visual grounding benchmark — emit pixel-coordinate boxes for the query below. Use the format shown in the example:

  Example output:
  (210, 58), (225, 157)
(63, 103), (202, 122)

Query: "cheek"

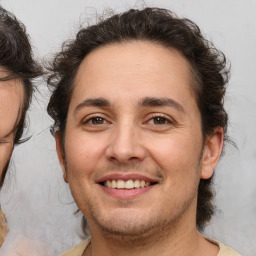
(146, 133), (202, 182)
(0, 83), (24, 136)
(64, 132), (106, 179)
(0, 144), (13, 174)
(149, 132), (200, 162)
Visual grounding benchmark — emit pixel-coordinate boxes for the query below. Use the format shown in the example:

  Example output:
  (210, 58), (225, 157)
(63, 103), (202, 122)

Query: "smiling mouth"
(101, 179), (156, 189)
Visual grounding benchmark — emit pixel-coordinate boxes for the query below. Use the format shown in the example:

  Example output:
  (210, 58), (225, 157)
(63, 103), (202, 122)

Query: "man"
(0, 5), (41, 247)
(47, 7), (240, 256)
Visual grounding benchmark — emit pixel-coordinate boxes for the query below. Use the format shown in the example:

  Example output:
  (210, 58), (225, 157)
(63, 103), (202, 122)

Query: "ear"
(55, 131), (68, 183)
(201, 127), (224, 179)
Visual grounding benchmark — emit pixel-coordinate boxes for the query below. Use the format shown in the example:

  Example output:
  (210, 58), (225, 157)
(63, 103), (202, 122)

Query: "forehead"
(71, 41), (197, 108)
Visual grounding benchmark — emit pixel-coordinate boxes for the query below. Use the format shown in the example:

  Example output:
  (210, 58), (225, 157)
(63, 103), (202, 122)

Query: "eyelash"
(81, 114), (110, 126)
(147, 114), (173, 125)
(81, 113), (174, 128)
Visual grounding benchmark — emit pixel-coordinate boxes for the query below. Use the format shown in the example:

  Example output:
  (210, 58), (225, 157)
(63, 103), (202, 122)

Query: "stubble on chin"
(84, 186), (198, 248)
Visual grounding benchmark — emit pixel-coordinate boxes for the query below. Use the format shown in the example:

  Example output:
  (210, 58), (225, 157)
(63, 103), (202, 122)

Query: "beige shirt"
(61, 237), (241, 256)
(0, 206), (9, 247)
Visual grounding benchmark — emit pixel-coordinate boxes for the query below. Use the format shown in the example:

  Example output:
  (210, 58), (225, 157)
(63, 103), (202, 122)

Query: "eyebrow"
(74, 97), (111, 114)
(139, 97), (185, 112)
(74, 96), (185, 115)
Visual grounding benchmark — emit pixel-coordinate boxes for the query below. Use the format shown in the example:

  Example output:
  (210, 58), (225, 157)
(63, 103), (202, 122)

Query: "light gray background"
(0, 0), (255, 255)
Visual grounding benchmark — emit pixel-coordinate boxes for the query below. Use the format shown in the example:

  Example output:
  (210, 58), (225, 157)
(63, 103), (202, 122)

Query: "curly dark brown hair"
(47, 7), (230, 230)
(0, 6), (42, 187)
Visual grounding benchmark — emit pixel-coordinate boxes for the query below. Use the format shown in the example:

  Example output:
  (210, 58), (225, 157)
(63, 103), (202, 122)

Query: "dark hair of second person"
(0, 6), (42, 187)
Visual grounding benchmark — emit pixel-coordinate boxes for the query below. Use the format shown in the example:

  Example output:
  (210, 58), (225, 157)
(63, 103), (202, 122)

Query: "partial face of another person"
(0, 69), (24, 177)
(57, 42), (222, 237)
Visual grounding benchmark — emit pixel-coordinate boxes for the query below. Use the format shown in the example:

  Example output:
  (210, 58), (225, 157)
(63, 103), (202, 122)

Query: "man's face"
(0, 69), (23, 179)
(57, 42), (221, 237)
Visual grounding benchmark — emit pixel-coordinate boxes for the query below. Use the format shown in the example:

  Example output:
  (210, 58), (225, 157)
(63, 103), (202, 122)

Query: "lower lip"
(100, 185), (154, 199)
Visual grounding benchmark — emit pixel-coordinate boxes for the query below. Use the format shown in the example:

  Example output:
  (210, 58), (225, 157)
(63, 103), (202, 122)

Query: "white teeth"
(134, 180), (140, 188)
(125, 180), (134, 189)
(111, 180), (117, 188)
(104, 179), (152, 189)
(117, 180), (125, 189)
(106, 180), (111, 188)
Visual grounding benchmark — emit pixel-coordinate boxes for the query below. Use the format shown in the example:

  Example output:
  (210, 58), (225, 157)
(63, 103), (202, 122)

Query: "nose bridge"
(106, 118), (145, 163)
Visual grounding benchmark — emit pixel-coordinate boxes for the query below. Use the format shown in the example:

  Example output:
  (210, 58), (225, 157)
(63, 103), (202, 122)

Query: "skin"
(0, 69), (24, 177)
(56, 41), (223, 256)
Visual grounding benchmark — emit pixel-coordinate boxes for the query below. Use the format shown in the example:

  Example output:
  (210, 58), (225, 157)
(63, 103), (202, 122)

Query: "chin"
(87, 207), (150, 235)
(88, 206), (175, 240)
(96, 218), (157, 237)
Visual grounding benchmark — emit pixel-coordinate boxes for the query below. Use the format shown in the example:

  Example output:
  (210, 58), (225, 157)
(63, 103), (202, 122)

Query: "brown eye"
(90, 117), (105, 125)
(151, 116), (169, 125)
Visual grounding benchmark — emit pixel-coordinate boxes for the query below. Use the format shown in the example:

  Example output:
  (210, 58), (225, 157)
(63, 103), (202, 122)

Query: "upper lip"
(95, 173), (160, 184)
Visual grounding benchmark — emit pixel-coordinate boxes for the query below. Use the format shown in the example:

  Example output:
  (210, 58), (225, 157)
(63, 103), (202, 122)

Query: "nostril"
(128, 156), (140, 161)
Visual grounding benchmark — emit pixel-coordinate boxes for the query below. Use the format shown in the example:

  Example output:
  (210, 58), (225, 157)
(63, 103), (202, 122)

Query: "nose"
(105, 123), (146, 164)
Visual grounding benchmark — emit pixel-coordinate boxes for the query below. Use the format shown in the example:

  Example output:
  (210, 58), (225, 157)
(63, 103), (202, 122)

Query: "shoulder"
(217, 241), (241, 256)
(206, 238), (241, 256)
(0, 206), (8, 247)
(0, 231), (48, 256)
(61, 238), (91, 256)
